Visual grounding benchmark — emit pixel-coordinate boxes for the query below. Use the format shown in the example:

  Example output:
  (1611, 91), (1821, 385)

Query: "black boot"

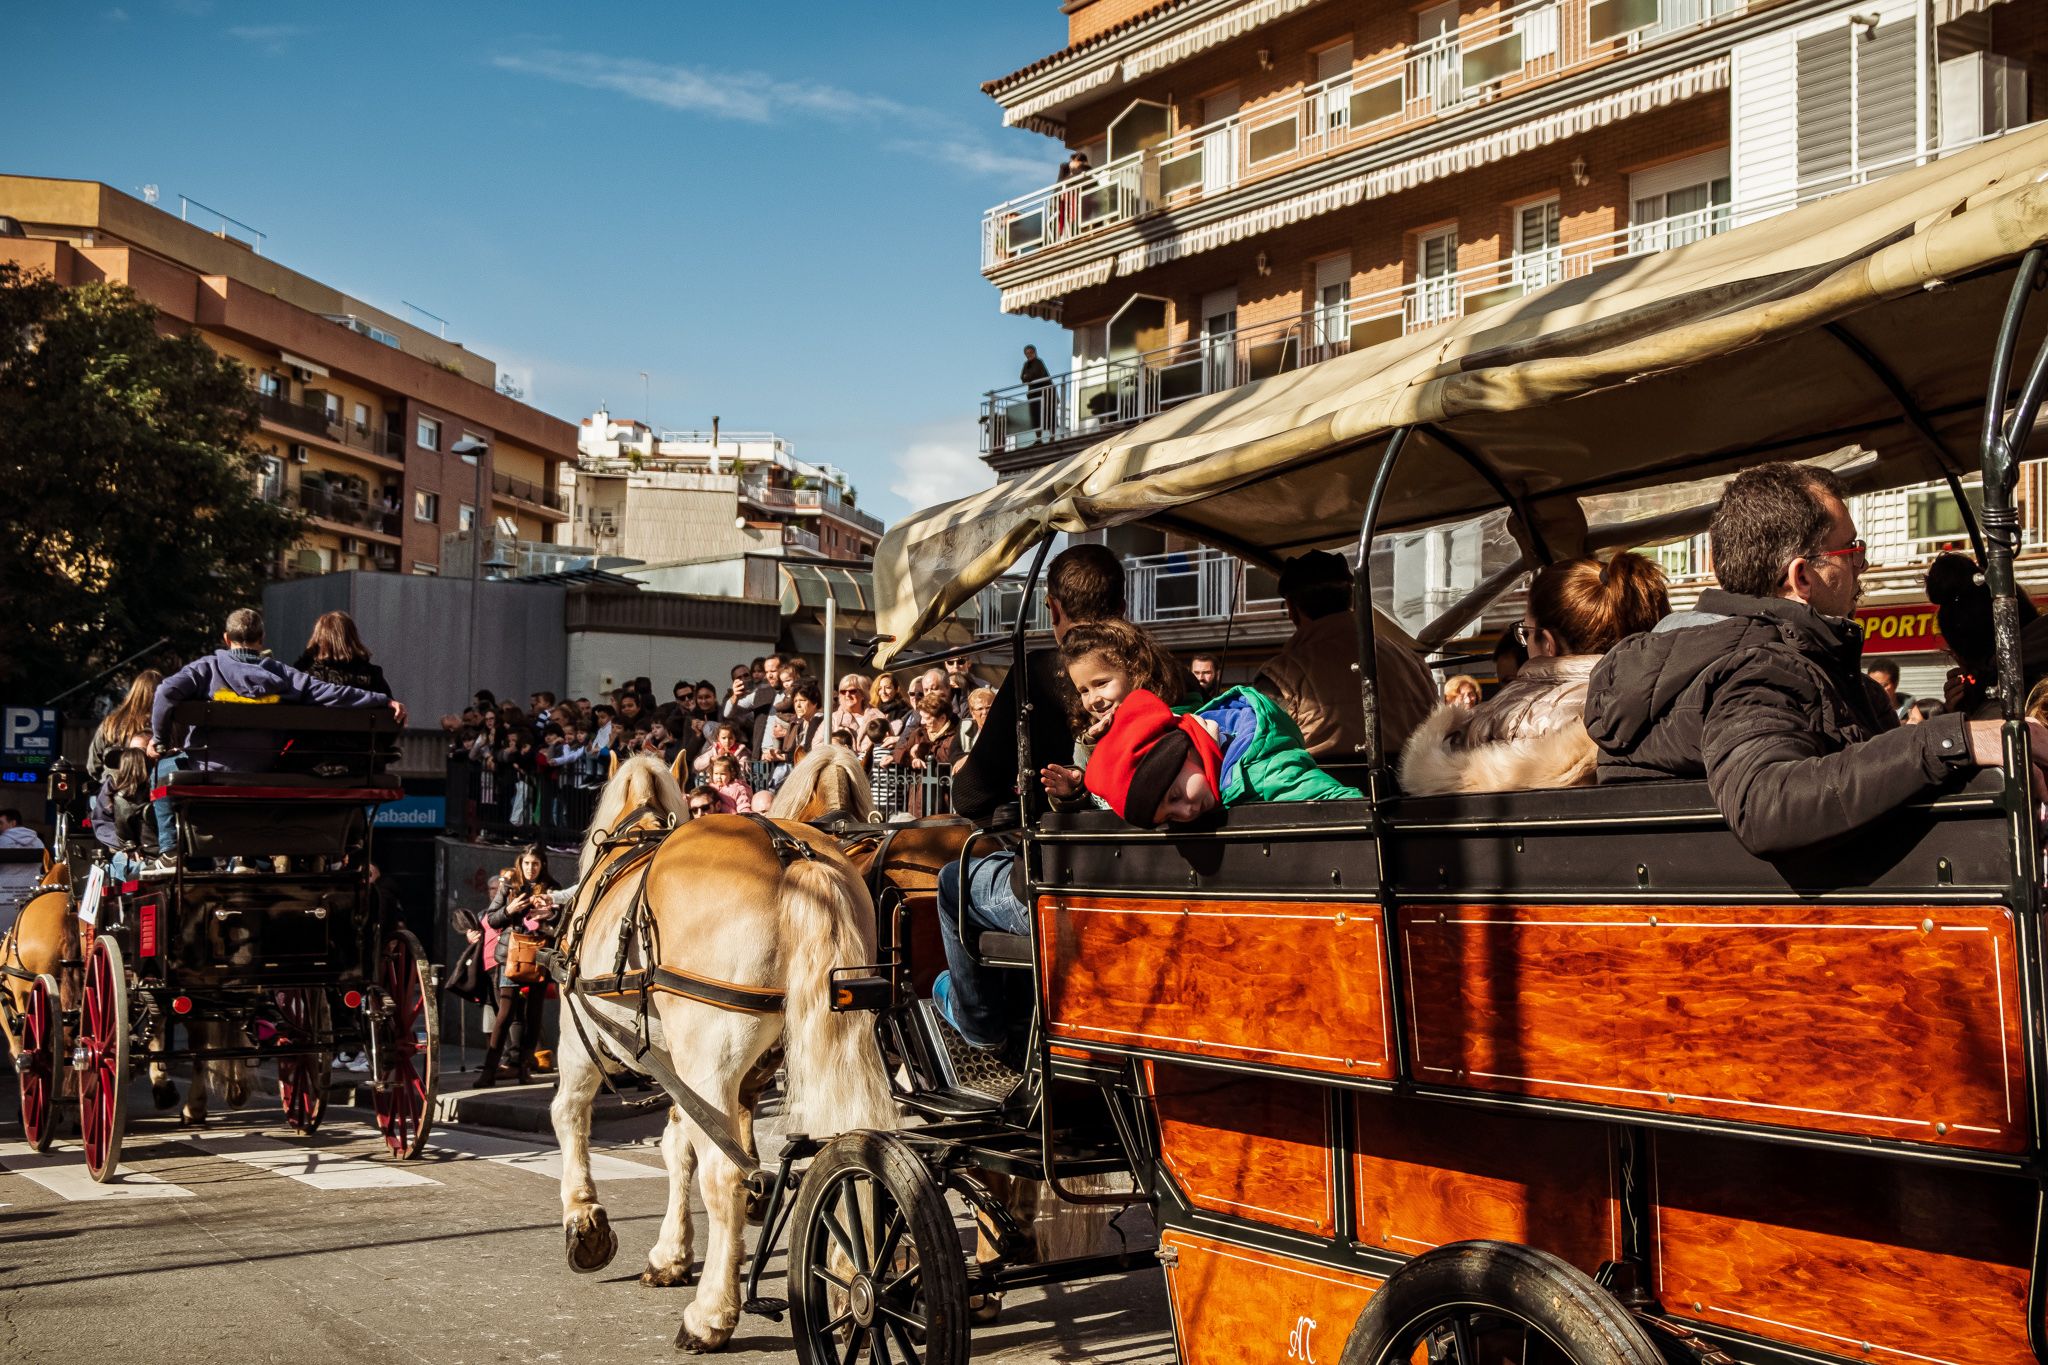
(475, 1045), (502, 1089)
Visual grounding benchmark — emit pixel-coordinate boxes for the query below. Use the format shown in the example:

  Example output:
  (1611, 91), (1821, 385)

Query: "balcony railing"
(977, 548), (1288, 634)
(743, 481), (887, 536)
(292, 485), (403, 537)
(981, 0), (1743, 271)
(491, 470), (567, 513)
(252, 388), (404, 460)
(782, 525), (822, 555)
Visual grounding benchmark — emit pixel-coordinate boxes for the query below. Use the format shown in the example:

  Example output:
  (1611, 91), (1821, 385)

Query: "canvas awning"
(873, 126), (2048, 665)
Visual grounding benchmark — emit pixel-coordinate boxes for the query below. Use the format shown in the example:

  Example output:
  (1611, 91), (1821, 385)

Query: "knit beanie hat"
(1083, 691), (1222, 825)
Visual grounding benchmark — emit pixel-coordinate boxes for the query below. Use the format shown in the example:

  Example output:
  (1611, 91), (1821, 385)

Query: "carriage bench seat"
(977, 932), (1033, 968)
(162, 770), (402, 801)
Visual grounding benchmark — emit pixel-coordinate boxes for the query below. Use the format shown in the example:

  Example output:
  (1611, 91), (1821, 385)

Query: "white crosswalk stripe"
(0, 1121), (663, 1201)
(177, 1130), (440, 1189)
(0, 1143), (196, 1200)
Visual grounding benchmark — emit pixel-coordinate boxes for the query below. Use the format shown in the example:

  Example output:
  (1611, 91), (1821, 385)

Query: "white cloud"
(491, 51), (912, 126)
(891, 137), (1049, 186)
(226, 23), (305, 53)
(105, 8), (130, 21)
(888, 439), (995, 514)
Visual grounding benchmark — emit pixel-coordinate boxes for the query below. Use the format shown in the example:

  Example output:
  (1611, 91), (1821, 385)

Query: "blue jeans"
(151, 755), (187, 855)
(935, 849), (1028, 1048)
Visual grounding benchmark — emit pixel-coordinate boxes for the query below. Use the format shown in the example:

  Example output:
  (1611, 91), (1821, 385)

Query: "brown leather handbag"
(502, 929), (548, 986)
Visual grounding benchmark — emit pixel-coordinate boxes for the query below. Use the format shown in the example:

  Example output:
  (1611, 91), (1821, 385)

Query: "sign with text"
(372, 795), (446, 830)
(1, 706), (57, 786)
(1857, 603), (1943, 655)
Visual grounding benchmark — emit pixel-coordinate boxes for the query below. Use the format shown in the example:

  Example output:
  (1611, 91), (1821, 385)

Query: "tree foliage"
(0, 261), (302, 707)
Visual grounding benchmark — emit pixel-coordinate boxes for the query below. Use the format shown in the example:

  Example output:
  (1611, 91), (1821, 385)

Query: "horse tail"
(776, 856), (897, 1138)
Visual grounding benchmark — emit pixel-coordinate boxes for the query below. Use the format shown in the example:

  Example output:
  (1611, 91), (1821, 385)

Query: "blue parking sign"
(1, 706), (57, 786)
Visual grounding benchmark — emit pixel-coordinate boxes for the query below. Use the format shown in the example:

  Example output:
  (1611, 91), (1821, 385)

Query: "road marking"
(415, 1126), (667, 1182)
(177, 1131), (440, 1189)
(0, 1144), (195, 1200)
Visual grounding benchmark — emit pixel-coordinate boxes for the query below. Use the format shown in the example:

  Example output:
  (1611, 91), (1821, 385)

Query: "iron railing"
(253, 387), (405, 461)
(491, 469), (568, 513)
(981, 0), (1745, 270)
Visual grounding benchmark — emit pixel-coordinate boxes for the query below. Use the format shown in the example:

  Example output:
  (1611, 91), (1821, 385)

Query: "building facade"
(974, 0), (2048, 695)
(566, 410), (885, 565)
(0, 176), (575, 577)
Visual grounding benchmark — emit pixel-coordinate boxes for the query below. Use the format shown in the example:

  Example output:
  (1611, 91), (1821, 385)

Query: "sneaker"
(932, 972), (1005, 1053)
(137, 854), (179, 880)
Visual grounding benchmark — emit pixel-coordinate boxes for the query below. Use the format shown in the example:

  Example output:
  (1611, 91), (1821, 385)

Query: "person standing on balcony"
(1021, 346), (1055, 438)
(1054, 149), (1092, 238)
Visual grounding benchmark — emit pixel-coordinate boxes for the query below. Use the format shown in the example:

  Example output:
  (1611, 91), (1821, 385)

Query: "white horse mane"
(582, 754), (689, 877)
(768, 746), (877, 823)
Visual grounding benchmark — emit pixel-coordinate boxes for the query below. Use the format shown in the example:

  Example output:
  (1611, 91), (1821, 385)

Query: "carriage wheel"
(370, 928), (438, 1159)
(17, 974), (61, 1152)
(790, 1131), (969, 1365)
(1337, 1242), (1666, 1365)
(275, 986), (333, 1135)
(77, 937), (130, 1184)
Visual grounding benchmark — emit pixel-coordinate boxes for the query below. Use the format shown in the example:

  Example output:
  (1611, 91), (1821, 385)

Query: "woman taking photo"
(293, 611), (392, 694)
(477, 846), (559, 1087)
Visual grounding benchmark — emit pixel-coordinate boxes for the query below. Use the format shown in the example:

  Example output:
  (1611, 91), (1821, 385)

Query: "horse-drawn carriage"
(4, 702), (438, 1181)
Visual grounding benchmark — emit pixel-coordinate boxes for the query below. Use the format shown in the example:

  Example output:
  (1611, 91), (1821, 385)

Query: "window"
(1314, 41), (1354, 139)
(258, 372), (285, 399)
(1907, 483), (1983, 545)
(1416, 2), (1463, 108)
(417, 416), (441, 451)
(1630, 149), (1732, 252)
(1415, 228), (1460, 325)
(257, 455), (283, 503)
(321, 391), (342, 421)
(1514, 199), (1563, 289)
(458, 503), (476, 532)
(352, 401), (371, 433)
(1313, 255), (1352, 354)
(414, 491), (440, 522)
(1796, 15), (1917, 195)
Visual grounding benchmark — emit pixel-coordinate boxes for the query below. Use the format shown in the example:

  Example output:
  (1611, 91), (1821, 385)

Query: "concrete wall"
(265, 571), (567, 720)
(566, 631), (777, 699)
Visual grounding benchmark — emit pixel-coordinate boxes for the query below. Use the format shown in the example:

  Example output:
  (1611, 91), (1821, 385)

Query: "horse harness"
(546, 807), (818, 1174)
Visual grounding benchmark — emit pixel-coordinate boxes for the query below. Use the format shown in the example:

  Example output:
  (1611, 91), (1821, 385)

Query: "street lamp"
(451, 435), (489, 708)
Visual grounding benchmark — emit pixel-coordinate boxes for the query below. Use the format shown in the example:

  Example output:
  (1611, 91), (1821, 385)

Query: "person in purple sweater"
(142, 608), (404, 875)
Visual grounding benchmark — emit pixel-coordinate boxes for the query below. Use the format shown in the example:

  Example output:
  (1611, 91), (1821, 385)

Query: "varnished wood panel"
(1653, 1132), (2035, 1365)
(1151, 1062), (1335, 1236)
(1162, 1229), (1381, 1365)
(1039, 896), (1393, 1077)
(1351, 1092), (1619, 1272)
(1401, 902), (2028, 1152)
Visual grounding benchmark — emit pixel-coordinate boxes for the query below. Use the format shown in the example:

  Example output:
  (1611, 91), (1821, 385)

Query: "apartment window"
(321, 392), (342, 421)
(1907, 482), (1983, 544)
(1417, 1), (1463, 108)
(458, 503), (476, 532)
(414, 491), (440, 523)
(257, 455), (284, 503)
(1796, 15), (1918, 195)
(1314, 41), (1354, 139)
(258, 372), (285, 399)
(352, 401), (371, 433)
(1312, 255), (1352, 354)
(1630, 149), (1732, 252)
(1514, 199), (1563, 289)
(417, 416), (442, 451)
(1416, 228), (1460, 325)
(1200, 286), (1238, 390)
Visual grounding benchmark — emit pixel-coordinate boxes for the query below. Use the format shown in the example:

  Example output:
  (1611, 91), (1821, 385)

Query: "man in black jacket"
(1584, 462), (2046, 856)
(935, 543), (1126, 1049)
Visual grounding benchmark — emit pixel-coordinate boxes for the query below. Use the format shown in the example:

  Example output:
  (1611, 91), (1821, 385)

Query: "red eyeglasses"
(1814, 538), (1868, 571)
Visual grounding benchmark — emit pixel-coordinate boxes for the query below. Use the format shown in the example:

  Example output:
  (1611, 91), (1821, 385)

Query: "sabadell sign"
(1856, 603), (1943, 654)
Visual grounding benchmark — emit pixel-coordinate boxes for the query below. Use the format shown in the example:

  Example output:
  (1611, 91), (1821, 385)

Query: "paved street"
(0, 1080), (1172, 1365)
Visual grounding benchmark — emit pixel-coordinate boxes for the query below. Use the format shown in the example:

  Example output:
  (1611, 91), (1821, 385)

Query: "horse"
(549, 752), (897, 1353)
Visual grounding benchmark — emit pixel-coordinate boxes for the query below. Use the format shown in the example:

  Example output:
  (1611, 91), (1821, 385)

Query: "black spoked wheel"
(1339, 1243), (1666, 1365)
(789, 1132), (968, 1365)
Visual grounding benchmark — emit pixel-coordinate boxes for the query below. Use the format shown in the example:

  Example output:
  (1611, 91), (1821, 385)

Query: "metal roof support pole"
(1354, 427), (1414, 782)
(1013, 535), (1057, 828)
(1822, 321), (1988, 566)
(1420, 425), (1552, 566)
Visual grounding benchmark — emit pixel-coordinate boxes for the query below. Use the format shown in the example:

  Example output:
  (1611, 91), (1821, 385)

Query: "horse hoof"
(565, 1208), (618, 1274)
(151, 1082), (179, 1111)
(970, 1292), (1004, 1324)
(640, 1262), (697, 1288)
(673, 1323), (727, 1354)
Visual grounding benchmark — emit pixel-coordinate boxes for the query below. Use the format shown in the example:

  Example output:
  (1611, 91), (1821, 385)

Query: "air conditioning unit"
(289, 444), (311, 464)
(339, 537), (363, 555)
(1939, 51), (2029, 149)
(290, 365), (316, 382)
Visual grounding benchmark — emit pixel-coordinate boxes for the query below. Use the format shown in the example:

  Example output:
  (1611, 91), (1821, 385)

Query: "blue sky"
(4, 2), (1072, 522)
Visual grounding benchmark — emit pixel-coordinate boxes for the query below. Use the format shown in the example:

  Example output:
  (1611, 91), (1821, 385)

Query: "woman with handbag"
(477, 846), (560, 1087)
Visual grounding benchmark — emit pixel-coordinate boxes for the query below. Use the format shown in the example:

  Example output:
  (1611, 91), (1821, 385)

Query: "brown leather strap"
(578, 965), (785, 1015)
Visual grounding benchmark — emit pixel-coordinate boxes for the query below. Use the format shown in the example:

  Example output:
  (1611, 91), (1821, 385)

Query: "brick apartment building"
(0, 176), (576, 578)
(972, 0), (2048, 689)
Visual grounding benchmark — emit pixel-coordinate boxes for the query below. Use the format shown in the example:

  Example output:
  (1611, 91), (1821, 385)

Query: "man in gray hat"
(1255, 550), (1435, 761)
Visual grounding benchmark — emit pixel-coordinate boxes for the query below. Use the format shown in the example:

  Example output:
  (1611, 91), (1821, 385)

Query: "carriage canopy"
(872, 124), (2048, 666)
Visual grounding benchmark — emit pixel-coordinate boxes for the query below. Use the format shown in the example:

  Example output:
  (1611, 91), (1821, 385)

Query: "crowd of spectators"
(443, 652), (1000, 832)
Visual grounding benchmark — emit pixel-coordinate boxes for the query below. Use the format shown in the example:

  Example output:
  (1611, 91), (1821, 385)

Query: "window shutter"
(1857, 18), (1919, 178)
(1796, 26), (1853, 191)
(1519, 201), (1560, 253)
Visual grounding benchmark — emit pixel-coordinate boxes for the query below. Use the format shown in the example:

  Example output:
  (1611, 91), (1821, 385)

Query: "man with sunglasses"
(1586, 461), (2048, 856)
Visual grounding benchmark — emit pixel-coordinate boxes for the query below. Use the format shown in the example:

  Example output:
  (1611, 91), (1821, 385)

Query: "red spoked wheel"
(18, 973), (61, 1152)
(78, 936), (130, 1184)
(370, 929), (437, 1159)
(275, 986), (333, 1135)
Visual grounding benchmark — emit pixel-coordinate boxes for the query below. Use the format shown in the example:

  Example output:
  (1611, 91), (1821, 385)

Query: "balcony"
(977, 548), (1289, 635)
(782, 525), (823, 556)
(291, 485), (403, 539)
(491, 470), (568, 515)
(252, 388), (405, 462)
(981, 0), (1743, 272)
(743, 480), (888, 536)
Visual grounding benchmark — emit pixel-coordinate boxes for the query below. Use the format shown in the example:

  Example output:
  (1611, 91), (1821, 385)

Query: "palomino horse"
(550, 751), (897, 1353)
(1, 864), (253, 1124)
